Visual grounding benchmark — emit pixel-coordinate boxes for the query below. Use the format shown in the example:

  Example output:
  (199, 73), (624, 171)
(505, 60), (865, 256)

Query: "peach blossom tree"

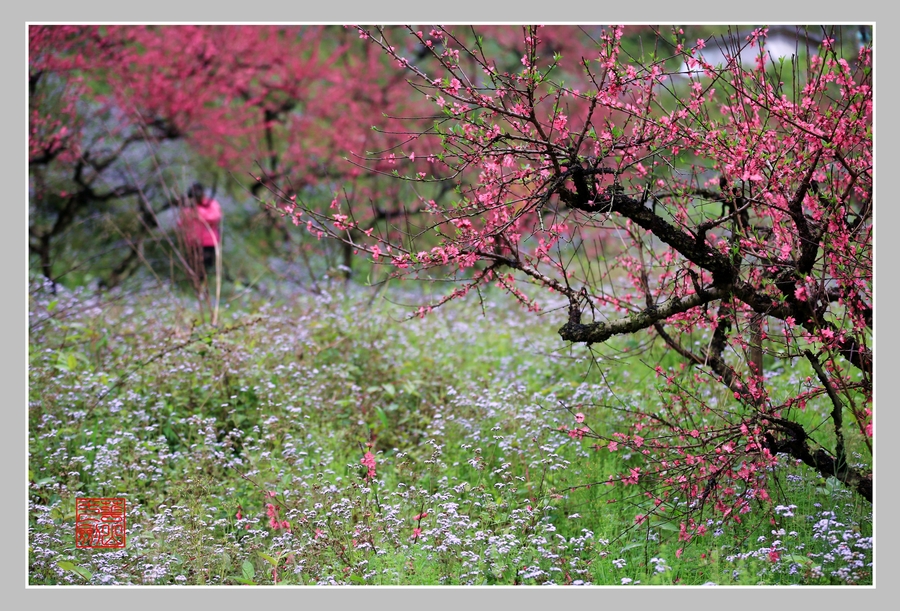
(283, 25), (872, 538)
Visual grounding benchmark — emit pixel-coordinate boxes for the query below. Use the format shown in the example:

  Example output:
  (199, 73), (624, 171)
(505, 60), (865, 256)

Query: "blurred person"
(178, 182), (222, 279)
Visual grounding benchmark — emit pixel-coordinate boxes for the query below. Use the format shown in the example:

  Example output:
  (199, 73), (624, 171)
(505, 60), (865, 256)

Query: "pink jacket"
(179, 198), (222, 247)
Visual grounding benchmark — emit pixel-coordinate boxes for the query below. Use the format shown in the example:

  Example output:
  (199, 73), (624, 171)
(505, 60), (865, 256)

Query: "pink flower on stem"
(552, 113), (568, 132)
(568, 428), (586, 440)
(574, 412), (585, 423)
(361, 451), (377, 480)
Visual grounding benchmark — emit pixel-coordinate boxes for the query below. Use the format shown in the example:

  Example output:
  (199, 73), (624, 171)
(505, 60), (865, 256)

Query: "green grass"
(28, 279), (872, 586)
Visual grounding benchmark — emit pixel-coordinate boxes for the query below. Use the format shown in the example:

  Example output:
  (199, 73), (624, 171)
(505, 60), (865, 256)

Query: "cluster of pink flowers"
(267, 491), (291, 530)
(233, 491), (291, 532)
(266, 502), (290, 531)
(567, 427), (590, 440)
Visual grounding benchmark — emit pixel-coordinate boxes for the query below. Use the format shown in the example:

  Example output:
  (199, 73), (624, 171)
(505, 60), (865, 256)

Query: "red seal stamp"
(75, 498), (126, 549)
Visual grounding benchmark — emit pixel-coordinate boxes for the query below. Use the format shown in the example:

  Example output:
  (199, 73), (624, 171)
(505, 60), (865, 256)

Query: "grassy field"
(28, 278), (872, 586)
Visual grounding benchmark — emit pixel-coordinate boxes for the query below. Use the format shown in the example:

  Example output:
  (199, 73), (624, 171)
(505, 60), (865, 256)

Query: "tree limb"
(559, 286), (729, 345)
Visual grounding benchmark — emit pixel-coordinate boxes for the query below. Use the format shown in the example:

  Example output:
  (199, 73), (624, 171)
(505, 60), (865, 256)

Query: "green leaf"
(376, 406), (390, 430)
(242, 560), (255, 581)
(58, 560), (93, 581)
(783, 554), (812, 565)
(654, 520), (681, 533)
(258, 552), (278, 567)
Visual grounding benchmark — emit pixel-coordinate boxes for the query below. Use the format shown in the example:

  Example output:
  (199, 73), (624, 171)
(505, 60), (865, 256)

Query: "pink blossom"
(361, 451), (377, 479)
(552, 113), (568, 132)
(568, 427), (588, 440)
